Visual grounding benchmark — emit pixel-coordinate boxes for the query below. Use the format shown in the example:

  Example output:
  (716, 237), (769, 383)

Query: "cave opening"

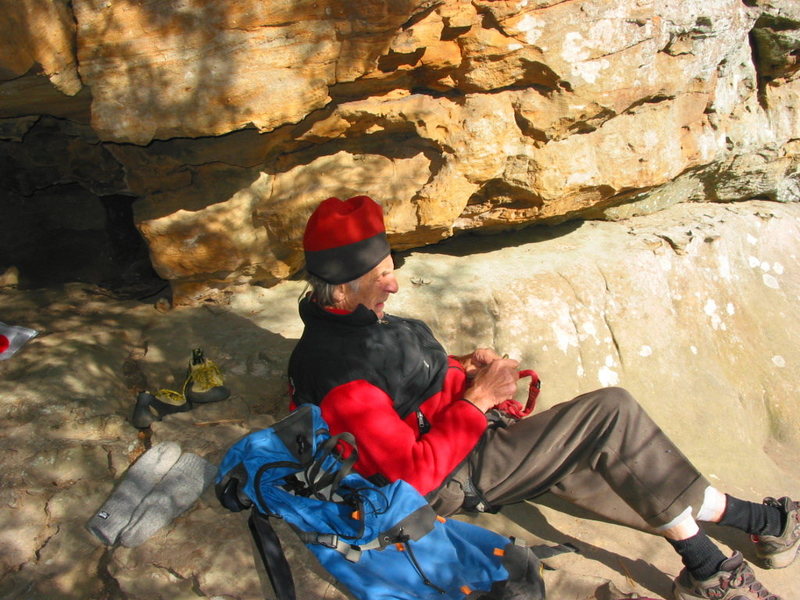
(0, 186), (168, 300)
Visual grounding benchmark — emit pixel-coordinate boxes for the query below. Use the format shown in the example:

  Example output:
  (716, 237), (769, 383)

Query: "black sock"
(668, 531), (728, 581)
(717, 494), (783, 537)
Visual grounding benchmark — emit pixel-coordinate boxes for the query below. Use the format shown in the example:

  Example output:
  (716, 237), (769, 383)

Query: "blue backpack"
(216, 404), (574, 600)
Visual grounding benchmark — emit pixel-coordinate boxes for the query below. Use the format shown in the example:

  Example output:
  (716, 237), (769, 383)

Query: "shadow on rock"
(500, 500), (675, 599)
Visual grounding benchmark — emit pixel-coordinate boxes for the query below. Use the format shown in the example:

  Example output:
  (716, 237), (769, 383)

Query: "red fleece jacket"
(317, 357), (488, 495)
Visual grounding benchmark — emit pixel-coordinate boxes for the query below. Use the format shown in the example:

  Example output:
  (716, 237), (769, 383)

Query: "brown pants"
(430, 387), (709, 530)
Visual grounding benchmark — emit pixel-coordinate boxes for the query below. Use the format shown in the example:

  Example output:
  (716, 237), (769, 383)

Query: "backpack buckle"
(314, 533), (340, 549)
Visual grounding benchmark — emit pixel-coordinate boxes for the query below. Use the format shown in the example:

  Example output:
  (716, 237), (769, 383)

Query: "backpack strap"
(291, 503), (438, 562)
(293, 530), (365, 562)
(271, 403), (317, 464)
(248, 509), (297, 600)
(216, 463), (253, 512)
(304, 432), (358, 499)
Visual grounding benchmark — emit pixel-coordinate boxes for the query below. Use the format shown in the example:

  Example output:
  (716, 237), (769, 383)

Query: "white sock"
(86, 442), (182, 545)
(118, 452), (217, 548)
(696, 486), (727, 523)
(655, 505), (695, 532)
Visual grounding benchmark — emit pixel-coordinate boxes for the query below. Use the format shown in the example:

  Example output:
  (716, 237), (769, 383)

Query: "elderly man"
(288, 195), (798, 600)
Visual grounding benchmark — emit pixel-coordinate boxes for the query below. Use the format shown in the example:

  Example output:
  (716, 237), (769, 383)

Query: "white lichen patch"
(762, 273), (780, 290)
(703, 298), (722, 330)
(548, 306), (580, 353)
(566, 169), (597, 186)
(598, 363), (619, 387)
(580, 320), (598, 342)
(639, 345), (653, 357)
(772, 355), (786, 368)
(596, 354), (619, 386)
(553, 324), (577, 352)
(561, 32), (611, 84)
(562, 32), (589, 62)
(716, 254), (732, 281)
(515, 13), (545, 45)
(574, 58), (610, 84)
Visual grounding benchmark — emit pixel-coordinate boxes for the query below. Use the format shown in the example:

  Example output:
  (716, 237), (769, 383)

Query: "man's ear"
(331, 283), (347, 306)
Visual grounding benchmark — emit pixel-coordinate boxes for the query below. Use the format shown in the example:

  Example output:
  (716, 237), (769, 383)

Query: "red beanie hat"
(303, 196), (391, 284)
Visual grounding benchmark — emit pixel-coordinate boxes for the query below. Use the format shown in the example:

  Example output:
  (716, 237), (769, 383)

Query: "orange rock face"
(1, 0), (798, 304)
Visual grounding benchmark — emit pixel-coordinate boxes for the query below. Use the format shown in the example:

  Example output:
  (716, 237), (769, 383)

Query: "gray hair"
(303, 271), (360, 306)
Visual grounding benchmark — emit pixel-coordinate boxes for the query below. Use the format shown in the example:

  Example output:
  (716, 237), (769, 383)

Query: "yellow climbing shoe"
(185, 348), (230, 404)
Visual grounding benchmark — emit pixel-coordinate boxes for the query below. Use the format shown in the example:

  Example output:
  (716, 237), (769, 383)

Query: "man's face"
(339, 254), (398, 318)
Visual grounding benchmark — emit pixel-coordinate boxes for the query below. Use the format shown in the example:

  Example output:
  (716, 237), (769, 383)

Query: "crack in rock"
(152, 563), (208, 598)
(34, 498), (60, 562)
(98, 548), (128, 600)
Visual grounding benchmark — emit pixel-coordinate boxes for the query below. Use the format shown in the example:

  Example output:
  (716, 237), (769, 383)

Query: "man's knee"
(586, 386), (642, 417)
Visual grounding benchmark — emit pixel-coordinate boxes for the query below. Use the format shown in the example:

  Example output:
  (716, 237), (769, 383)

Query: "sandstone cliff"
(1, 0), (799, 304)
(3, 4), (800, 599)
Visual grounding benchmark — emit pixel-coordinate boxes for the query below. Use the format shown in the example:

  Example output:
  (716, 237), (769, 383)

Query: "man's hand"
(458, 347), (503, 378)
(464, 357), (519, 413)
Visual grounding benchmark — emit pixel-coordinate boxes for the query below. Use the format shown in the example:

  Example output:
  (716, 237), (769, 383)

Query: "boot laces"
(189, 359), (223, 390)
(720, 563), (779, 600)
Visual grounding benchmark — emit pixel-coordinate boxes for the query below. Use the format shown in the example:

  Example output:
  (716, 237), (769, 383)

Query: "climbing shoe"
(672, 552), (781, 600)
(753, 496), (800, 569)
(184, 347), (230, 404)
(131, 390), (192, 429)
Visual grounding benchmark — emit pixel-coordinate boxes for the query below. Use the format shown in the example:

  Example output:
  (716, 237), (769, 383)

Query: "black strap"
(461, 476), (501, 514)
(304, 432), (358, 498)
(248, 510), (296, 600)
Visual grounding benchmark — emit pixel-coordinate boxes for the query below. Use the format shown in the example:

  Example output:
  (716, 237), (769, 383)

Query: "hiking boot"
(753, 496), (800, 569)
(184, 347), (230, 404)
(672, 552), (781, 600)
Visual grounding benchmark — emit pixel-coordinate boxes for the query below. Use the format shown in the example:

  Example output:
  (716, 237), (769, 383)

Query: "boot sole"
(186, 385), (230, 404)
(755, 543), (800, 569)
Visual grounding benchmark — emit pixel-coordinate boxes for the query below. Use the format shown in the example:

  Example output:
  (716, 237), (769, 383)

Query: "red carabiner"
(517, 369), (541, 417)
(493, 369), (541, 419)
